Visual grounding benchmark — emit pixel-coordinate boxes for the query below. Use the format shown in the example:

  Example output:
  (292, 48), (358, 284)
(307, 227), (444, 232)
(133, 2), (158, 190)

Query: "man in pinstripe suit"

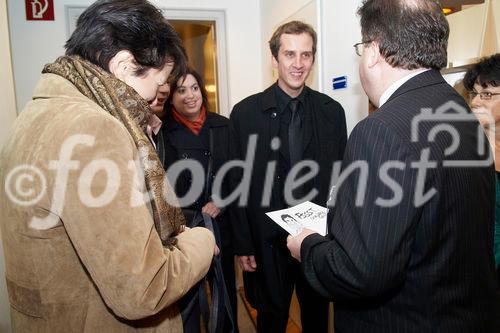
(287, 0), (500, 332)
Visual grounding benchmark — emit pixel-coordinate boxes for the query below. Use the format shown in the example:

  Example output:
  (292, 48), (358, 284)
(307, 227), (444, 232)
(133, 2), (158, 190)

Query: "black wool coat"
(156, 111), (234, 241)
(301, 70), (500, 332)
(228, 83), (347, 257)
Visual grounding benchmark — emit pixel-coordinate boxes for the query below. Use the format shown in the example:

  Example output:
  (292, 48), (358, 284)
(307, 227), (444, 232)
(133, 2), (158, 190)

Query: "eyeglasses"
(353, 40), (373, 57)
(469, 91), (500, 101)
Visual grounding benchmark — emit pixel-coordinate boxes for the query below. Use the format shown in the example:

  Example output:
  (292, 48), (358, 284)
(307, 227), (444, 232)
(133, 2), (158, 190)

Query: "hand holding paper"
(287, 229), (317, 262)
(265, 201), (328, 236)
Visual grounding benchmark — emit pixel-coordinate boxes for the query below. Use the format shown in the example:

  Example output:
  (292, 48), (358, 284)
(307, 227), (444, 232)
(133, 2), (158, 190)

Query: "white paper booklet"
(265, 201), (328, 236)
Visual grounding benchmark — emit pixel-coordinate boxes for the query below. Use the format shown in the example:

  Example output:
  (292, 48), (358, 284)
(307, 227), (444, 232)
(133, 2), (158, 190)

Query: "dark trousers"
(256, 274), (329, 333)
(247, 238), (329, 333)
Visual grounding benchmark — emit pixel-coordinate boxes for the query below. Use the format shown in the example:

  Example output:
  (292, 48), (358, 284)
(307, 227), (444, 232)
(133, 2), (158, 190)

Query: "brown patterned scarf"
(43, 55), (185, 247)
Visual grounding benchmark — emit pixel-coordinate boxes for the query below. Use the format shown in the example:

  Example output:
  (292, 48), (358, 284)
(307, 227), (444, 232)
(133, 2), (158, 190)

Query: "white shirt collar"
(378, 69), (430, 107)
(146, 114), (162, 149)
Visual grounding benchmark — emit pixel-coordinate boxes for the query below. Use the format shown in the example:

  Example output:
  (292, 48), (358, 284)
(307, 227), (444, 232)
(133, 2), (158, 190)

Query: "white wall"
(0, 0), (16, 330)
(8, 0), (263, 113)
(8, 0), (78, 112)
(1, 2), (17, 142)
(321, 0), (367, 132)
(447, 3), (488, 66)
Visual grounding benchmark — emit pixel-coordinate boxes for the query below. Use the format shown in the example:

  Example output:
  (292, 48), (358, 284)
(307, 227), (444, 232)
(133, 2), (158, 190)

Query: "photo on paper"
(265, 201), (328, 236)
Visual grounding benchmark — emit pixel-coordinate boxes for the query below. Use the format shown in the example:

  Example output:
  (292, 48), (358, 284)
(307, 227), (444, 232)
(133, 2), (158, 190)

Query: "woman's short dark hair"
(463, 54), (500, 91)
(65, 0), (186, 77)
(166, 68), (209, 113)
(358, 0), (449, 70)
(269, 21), (317, 61)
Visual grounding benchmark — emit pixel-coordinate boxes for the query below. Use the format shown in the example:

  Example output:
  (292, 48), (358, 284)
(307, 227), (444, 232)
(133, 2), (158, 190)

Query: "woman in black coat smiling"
(155, 68), (237, 333)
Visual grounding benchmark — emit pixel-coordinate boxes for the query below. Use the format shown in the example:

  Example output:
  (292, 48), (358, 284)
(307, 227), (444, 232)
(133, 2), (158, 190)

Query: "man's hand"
(287, 229), (317, 262)
(202, 201), (221, 218)
(237, 255), (257, 272)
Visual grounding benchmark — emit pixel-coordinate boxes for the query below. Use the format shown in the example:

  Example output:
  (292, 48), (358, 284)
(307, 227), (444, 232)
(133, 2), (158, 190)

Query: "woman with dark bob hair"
(155, 68), (237, 333)
(0, 0), (216, 332)
(464, 53), (500, 282)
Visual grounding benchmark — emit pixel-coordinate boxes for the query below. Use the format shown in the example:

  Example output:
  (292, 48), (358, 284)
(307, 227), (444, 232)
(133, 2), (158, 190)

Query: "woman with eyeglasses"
(464, 53), (500, 282)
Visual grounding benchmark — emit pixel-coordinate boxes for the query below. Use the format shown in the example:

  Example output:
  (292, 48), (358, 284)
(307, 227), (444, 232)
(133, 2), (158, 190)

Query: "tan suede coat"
(0, 73), (216, 332)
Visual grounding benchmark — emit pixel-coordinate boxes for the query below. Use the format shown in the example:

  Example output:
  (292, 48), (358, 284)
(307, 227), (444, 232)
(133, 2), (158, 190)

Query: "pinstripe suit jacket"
(301, 70), (500, 332)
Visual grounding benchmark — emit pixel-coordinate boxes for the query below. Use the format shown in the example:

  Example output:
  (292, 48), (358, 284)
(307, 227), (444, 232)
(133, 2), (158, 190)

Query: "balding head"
(400, 0), (431, 9)
(358, 0), (449, 70)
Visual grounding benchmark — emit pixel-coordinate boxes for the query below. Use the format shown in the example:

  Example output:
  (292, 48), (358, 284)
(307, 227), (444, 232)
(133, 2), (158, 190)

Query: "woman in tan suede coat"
(0, 1), (216, 332)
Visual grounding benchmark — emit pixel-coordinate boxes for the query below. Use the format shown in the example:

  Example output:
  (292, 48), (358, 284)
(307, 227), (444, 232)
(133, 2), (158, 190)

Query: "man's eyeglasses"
(353, 40), (373, 57)
(469, 91), (500, 101)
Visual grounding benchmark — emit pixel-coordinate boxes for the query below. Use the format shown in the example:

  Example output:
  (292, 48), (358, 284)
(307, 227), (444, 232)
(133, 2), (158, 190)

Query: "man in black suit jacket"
(229, 21), (347, 332)
(287, 0), (500, 332)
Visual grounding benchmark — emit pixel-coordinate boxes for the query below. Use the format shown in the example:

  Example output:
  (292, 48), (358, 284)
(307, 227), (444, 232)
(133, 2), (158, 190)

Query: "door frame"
(161, 9), (230, 117)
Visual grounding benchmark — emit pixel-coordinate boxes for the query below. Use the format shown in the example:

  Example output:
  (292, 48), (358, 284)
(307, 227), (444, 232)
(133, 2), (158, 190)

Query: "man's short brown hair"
(269, 20), (317, 61)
